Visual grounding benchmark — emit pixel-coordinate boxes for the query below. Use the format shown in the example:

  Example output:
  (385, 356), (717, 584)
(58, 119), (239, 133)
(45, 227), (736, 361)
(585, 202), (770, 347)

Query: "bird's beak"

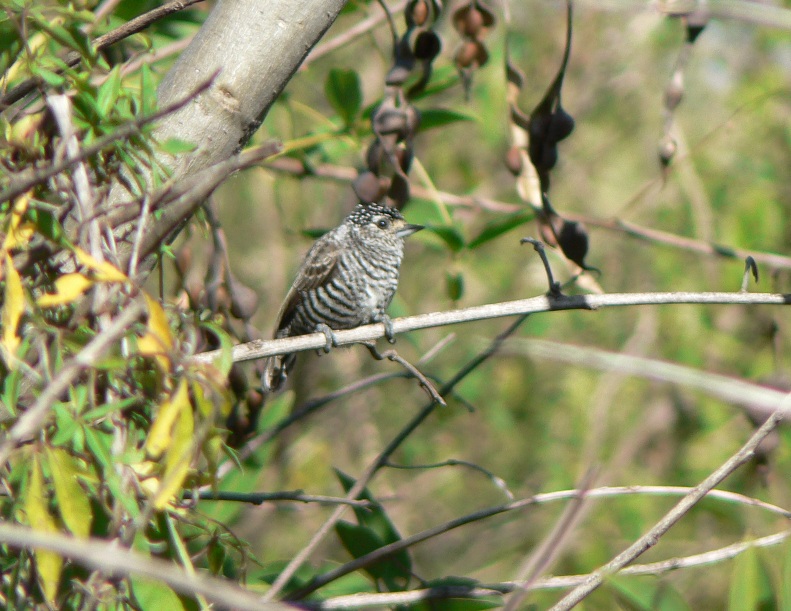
(397, 223), (424, 238)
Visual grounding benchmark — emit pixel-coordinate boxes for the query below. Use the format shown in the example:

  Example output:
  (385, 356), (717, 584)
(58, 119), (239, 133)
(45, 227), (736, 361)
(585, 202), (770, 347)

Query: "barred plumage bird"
(263, 202), (423, 392)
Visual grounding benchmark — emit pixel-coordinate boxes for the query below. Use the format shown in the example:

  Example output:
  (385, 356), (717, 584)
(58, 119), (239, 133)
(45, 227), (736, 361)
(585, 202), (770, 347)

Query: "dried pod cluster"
(451, 1), (495, 94)
(353, 0), (443, 208)
(505, 2), (593, 272)
(659, 9), (709, 168)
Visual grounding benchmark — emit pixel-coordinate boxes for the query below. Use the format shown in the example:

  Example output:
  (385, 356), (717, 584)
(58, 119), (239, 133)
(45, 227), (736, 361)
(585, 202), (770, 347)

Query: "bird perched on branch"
(263, 202), (423, 393)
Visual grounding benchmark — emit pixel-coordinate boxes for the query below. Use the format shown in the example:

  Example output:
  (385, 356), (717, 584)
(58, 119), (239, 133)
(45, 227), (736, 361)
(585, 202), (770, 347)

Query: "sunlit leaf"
(1, 254), (25, 365)
(152, 382), (194, 509)
(36, 273), (93, 307)
(45, 447), (92, 538)
(145, 378), (189, 460)
(2, 191), (31, 250)
(73, 247), (128, 282)
(138, 292), (173, 370)
(159, 137), (197, 155)
(130, 576), (186, 611)
(23, 455), (63, 604)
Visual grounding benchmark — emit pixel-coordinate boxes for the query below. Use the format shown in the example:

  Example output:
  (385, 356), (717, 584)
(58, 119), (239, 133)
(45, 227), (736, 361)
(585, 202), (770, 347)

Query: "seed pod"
(664, 69), (684, 112)
(353, 171), (386, 203)
(408, 0), (430, 26)
(455, 40), (487, 68)
(229, 277), (259, 320)
(413, 30), (441, 61)
(464, 7), (484, 37)
(658, 134), (677, 167)
(505, 146), (523, 176)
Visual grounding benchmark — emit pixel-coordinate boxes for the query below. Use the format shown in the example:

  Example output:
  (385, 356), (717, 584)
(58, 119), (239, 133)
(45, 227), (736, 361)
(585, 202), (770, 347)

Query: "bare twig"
(194, 490), (374, 508)
(0, 522), (289, 611)
(192, 291), (791, 366)
(362, 341), (446, 406)
(385, 458), (514, 500)
(551, 396), (791, 610)
(0, 299), (145, 466)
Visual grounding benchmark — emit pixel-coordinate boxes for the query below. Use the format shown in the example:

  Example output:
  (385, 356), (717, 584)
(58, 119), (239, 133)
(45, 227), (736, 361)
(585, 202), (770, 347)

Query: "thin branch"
(503, 337), (791, 419)
(194, 490), (374, 508)
(551, 396), (791, 610)
(0, 522), (289, 611)
(362, 341), (446, 406)
(0, 0), (206, 110)
(385, 458), (514, 501)
(309, 529), (791, 609)
(191, 291), (791, 365)
(0, 299), (145, 466)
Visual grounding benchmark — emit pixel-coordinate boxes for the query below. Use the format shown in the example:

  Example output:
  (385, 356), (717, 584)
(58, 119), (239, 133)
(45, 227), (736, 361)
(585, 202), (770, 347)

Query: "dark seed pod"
(352, 171), (387, 203)
(548, 107), (575, 142)
(413, 30), (441, 61)
(455, 40), (487, 69)
(229, 277), (259, 320)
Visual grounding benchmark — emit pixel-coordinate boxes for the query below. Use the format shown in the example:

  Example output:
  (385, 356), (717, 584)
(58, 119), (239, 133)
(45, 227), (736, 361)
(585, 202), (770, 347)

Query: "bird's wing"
(274, 236), (340, 335)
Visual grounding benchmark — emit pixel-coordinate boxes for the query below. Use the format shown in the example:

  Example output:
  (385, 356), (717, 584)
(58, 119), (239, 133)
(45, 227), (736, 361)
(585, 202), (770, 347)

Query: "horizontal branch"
(191, 291), (791, 365)
(0, 522), (288, 611)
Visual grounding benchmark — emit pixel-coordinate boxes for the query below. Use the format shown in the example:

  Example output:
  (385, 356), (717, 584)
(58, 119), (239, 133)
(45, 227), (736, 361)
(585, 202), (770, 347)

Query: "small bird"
(263, 202), (423, 392)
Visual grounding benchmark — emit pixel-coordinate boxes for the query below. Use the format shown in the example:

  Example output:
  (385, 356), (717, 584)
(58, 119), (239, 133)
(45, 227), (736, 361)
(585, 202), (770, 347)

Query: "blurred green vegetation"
(2, 0), (791, 608)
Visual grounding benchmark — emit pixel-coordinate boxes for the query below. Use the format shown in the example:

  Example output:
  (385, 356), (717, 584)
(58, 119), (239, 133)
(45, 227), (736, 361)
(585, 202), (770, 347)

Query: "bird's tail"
(262, 352), (296, 394)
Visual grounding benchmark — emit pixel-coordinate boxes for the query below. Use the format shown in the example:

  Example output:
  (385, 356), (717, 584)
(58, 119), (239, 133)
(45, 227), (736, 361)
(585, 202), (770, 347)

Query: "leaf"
(199, 321), (233, 379)
(45, 447), (92, 538)
(27, 207), (64, 243)
(145, 378), (189, 459)
(426, 225), (466, 252)
(729, 543), (759, 611)
(98, 66), (122, 117)
(140, 64), (156, 116)
(36, 273), (93, 307)
(130, 577), (186, 611)
(152, 384), (194, 509)
(325, 68), (362, 127)
(23, 455), (63, 604)
(1, 254), (25, 365)
(158, 138), (197, 155)
(335, 521), (410, 591)
(468, 212), (533, 248)
(419, 108), (475, 130)
(138, 292), (173, 370)
(73, 247), (128, 282)
(2, 191), (32, 249)
(446, 271), (464, 301)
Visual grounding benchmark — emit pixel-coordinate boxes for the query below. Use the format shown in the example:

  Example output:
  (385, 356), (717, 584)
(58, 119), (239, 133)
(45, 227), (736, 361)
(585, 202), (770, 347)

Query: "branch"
(194, 490), (374, 508)
(0, 522), (289, 611)
(551, 397), (791, 610)
(191, 291), (791, 365)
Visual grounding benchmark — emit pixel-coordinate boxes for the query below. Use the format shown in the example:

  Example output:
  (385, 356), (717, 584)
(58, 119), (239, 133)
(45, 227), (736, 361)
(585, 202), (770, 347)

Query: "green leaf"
(729, 544), (759, 611)
(426, 225), (466, 252)
(446, 271), (464, 301)
(130, 577), (186, 611)
(45, 447), (92, 538)
(28, 207), (65, 243)
(335, 521), (410, 591)
(97, 66), (122, 117)
(606, 575), (655, 610)
(468, 212), (533, 249)
(31, 65), (65, 87)
(140, 64), (156, 116)
(419, 108), (476, 131)
(325, 68), (362, 127)
(159, 138), (198, 155)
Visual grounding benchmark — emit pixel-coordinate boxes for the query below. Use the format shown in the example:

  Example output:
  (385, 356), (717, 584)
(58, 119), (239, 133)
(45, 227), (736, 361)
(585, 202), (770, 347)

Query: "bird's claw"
(381, 315), (396, 344)
(315, 323), (338, 354)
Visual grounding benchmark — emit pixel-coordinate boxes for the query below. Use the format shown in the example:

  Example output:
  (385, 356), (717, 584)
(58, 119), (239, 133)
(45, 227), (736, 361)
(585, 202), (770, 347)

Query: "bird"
(263, 202), (423, 393)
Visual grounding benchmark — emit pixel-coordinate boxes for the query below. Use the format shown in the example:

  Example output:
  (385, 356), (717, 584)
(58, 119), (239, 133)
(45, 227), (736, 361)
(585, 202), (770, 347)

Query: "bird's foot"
(315, 323), (339, 354)
(381, 315), (396, 344)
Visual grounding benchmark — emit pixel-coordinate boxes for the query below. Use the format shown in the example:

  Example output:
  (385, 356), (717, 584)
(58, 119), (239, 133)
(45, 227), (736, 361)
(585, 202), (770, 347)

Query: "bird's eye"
(376, 218), (390, 229)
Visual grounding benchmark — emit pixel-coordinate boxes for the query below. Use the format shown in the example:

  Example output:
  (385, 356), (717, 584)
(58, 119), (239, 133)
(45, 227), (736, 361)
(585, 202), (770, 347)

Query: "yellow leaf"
(73, 247), (128, 282)
(45, 447), (92, 539)
(36, 273), (93, 307)
(145, 379), (189, 459)
(1, 254), (25, 366)
(138, 293), (173, 370)
(2, 192), (31, 250)
(23, 455), (63, 604)
(152, 393), (194, 509)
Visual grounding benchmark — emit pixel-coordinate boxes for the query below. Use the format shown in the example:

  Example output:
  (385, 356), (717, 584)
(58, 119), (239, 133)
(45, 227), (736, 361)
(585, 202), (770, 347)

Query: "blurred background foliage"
(2, 0), (791, 608)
